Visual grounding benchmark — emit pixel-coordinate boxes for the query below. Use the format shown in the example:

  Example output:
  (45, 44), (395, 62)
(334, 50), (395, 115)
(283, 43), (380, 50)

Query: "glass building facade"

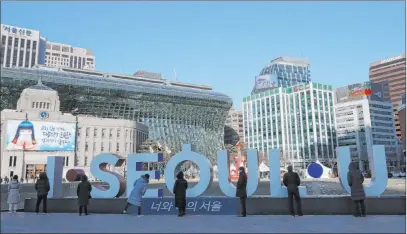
(253, 56), (311, 94)
(0, 67), (233, 162)
(243, 82), (337, 169)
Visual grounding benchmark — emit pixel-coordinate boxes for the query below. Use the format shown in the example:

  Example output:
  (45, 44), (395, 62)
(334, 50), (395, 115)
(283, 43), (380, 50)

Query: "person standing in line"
(7, 175), (22, 213)
(347, 162), (366, 217)
(173, 171), (188, 217)
(35, 172), (50, 215)
(283, 165), (303, 216)
(77, 175), (92, 216)
(236, 166), (247, 217)
(122, 174), (150, 216)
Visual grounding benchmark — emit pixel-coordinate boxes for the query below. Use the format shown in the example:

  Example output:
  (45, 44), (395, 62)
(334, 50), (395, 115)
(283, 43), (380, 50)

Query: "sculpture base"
(23, 196), (405, 215)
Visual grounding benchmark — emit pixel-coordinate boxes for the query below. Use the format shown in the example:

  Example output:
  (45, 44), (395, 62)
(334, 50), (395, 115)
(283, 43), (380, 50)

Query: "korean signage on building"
(253, 74), (277, 93)
(1, 24), (37, 38)
(5, 120), (76, 151)
(335, 82), (384, 104)
(380, 55), (402, 64)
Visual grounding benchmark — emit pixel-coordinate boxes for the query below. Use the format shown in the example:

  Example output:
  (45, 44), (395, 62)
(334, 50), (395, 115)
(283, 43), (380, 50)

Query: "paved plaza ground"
(1, 212), (405, 233)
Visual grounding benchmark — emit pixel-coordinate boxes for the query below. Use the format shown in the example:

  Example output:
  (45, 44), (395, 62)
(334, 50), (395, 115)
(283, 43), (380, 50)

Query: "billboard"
(5, 120), (76, 151)
(253, 74), (277, 93)
(335, 82), (385, 104)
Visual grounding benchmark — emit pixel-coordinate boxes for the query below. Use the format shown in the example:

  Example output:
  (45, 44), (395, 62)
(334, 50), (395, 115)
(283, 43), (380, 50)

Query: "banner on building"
(5, 120), (76, 151)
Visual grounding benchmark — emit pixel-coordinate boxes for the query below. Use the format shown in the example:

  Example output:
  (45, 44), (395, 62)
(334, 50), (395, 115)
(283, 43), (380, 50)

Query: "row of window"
(32, 101), (51, 109)
(79, 127), (147, 140)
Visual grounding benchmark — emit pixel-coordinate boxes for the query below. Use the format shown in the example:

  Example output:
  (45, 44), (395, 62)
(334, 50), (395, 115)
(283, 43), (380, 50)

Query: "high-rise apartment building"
(369, 54), (406, 139)
(243, 82), (336, 169)
(334, 81), (400, 172)
(252, 56), (311, 94)
(0, 24), (46, 68)
(45, 42), (95, 70)
(224, 107), (244, 145)
(399, 94), (406, 154)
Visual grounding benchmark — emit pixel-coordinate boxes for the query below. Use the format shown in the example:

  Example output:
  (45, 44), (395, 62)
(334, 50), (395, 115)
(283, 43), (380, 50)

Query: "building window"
(66, 157), (69, 166)
(93, 142), (96, 151)
(9, 156), (12, 167)
(117, 129), (120, 138)
(109, 143), (111, 152)
(77, 127), (81, 137)
(32, 102), (35, 108)
(86, 128), (89, 137)
(102, 129), (106, 138)
(94, 128), (97, 137)
(101, 145), (104, 152)
(125, 143), (128, 152)
(13, 156), (17, 167)
(116, 143), (119, 152)
(85, 142), (89, 152)
(47, 103), (50, 109)
(109, 129), (113, 137)
(36, 102), (39, 108)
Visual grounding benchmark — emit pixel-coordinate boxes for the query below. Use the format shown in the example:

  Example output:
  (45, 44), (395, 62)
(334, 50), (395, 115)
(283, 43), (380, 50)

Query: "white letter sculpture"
(165, 144), (213, 197)
(46, 156), (64, 198)
(127, 153), (163, 198)
(337, 145), (388, 196)
(269, 149), (307, 197)
(217, 149), (259, 197)
(90, 153), (126, 198)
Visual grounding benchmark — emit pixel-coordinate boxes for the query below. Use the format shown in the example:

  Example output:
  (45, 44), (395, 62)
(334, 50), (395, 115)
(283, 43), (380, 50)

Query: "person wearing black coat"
(77, 175), (92, 216)
(35, 172), (50, 214)
(173, 171), (188, 217)
(283, 165), (303, 216)
(235, 166), (247, 217)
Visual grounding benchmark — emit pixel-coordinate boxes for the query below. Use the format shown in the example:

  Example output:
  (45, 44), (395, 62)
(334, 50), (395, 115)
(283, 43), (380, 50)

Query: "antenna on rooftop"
(173, 68), (178, 81)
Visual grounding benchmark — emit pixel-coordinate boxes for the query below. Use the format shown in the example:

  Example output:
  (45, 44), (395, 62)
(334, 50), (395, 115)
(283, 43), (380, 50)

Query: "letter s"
(90, 153), (126, 198)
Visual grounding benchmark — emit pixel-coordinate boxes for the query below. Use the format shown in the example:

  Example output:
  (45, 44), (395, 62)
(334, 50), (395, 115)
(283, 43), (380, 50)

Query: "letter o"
(164, 144), (213, 197)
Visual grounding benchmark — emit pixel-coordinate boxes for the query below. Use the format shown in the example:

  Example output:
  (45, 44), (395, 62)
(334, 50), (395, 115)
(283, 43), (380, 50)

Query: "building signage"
(380, 55), (402, 64)
(2, 25), (33, 37)
(254, 74), (277, 92)
(348, 82), (372, 97)
(46, 144), (389, 200)
(5, 120), (76, 151)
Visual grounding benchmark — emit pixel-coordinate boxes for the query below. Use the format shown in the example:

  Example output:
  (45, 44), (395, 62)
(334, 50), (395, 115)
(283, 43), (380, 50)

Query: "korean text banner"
(5, 120), (76, 151)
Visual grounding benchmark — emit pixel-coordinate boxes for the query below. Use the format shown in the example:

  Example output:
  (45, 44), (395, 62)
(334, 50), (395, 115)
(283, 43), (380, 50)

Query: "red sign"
(349, 88), (372, 97)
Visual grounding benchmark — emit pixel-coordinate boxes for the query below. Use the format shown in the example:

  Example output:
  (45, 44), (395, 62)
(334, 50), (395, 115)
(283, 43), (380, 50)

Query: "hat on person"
(144, 174), (150, 179)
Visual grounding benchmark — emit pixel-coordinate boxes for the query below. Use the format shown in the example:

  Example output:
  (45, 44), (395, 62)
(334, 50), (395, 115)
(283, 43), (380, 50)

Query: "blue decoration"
(308, 162), (323, 178)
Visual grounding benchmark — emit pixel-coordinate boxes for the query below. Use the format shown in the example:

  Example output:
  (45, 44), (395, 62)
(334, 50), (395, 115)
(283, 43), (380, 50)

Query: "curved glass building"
(0, 67), (233, 162)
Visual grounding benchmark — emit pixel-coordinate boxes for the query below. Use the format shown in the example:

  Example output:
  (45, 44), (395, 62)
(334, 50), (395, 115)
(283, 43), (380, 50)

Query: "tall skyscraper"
(224, 107), (244, 145)
(45, 41), (95, 70)
(0, 24), (46, 68)
(252, 56), (311, 94)
(243, 82), (336, 169)
(334, 81), (400, 172)
(369, 54), (406, 139)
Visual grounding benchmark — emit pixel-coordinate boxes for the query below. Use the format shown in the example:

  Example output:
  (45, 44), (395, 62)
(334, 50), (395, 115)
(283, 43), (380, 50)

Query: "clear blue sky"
(1, 1), (405, 109)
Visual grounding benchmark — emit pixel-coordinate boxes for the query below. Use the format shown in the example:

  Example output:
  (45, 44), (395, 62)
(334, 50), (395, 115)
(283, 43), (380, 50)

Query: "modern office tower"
(224, 107), (244, 145)
(252, 56), (311, 94)
(243, 82), (336, 169)
(0, 24), (46, 68)
(0, 66), (232, 162)
(334, 81), (400, 172)
(369, 54), (406, 139)
(399, 94), (406, 154)
(45, 42), (95, 70)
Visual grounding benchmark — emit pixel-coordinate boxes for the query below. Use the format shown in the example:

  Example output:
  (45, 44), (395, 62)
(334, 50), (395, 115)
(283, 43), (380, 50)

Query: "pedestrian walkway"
(0, 212), (405, 233)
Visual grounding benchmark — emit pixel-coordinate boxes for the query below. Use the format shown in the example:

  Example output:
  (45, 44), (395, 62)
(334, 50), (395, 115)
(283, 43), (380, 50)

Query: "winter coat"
(35, 177), (50, 197)
(236, 171), (247, 198)
(283, 171), (301, 193)
(7, 180), (22, 204)
(173, 173), (188, 208)
(347, 162), (366, 201)
(77, 181), (92, 206)
(128, 176), (148, 206)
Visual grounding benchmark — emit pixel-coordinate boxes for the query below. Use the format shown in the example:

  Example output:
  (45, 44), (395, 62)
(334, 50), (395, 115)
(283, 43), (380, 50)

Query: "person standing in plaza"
(35, 172), (50, 214)
(122, 174), (149, 216)
(173, 171), (188, 217)
(7, 175), (22, 213)
(77, 175), (92, 216)
(236, 166), (247, 217)
(283, 165), (303, 216)
(347, 161), (366, 217)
